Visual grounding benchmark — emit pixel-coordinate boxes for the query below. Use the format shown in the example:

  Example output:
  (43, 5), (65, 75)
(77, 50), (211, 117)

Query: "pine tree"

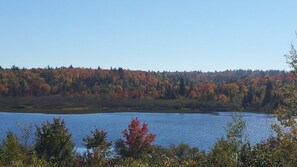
(0, 131), (24, 165)
(35, 118), (74, 166)
(262, 79), (273, 106)
(178, 77), (186, 96)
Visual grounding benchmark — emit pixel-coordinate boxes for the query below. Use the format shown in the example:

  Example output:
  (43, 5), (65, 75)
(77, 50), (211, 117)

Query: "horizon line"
(0, 65), (289, 73)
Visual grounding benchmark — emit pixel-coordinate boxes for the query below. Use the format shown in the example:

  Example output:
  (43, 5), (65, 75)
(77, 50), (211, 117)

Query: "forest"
(0, 66), (290, 113)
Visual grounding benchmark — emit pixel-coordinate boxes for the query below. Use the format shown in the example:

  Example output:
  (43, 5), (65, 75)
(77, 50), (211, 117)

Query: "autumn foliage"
(0, 66), (291, 112)
(123, 118), (156, 148)
(116, 118), (156, 158)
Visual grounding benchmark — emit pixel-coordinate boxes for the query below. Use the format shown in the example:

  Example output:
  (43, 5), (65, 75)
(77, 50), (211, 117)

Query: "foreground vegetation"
(0, 110), (297, 167)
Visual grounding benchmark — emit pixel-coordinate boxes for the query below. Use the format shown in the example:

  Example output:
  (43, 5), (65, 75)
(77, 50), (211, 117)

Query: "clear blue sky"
(0, 1), (297, 72)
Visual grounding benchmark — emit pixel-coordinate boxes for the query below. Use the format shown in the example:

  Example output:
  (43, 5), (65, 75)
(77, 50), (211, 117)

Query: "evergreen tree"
(35, 118), (74, 166)
(83, 129), (112, 166)
(118, 67), (125, 80)
(0, 131), (24, 166)
(242, 86), (254, 108)
(164, 85), (176, 99)
(262, 79), (273, 106)
(178, 77), (186, 96)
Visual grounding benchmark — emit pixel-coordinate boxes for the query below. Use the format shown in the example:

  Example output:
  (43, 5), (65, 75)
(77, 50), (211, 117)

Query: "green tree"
(118, 67), (125, 80)
(164, 85), (176, 99)
(82, 129), (112, 166)
(269, 41), (297, 166)
(275, 43), (297, 129)
(208, 114), (248, 167)
(262, 79), (273, 106)
(0, 131), (24, 166)
(242, 85), (254, 108)
(178, 77), (186, 96)
(35, 118), (75, 166)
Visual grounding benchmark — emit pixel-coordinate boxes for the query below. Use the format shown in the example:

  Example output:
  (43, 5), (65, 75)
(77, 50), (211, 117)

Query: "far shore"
(0, 96), (274, 114)
(0, 107), (223, 114)
(0, 106), (273, 115)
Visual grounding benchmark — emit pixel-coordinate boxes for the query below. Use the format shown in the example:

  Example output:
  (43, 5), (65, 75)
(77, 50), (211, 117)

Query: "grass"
(0, 95), (252, 114)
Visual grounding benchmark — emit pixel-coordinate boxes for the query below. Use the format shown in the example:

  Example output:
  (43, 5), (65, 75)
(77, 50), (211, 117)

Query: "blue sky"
(0, 1), (297, 72)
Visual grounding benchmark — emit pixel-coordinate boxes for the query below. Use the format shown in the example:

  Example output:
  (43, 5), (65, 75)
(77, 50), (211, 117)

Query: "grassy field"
(0, 96), (259, 114)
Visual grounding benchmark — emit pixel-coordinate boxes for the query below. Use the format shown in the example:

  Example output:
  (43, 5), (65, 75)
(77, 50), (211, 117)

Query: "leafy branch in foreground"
(274, 43), (297, 134)
(267, 38), (297, 166)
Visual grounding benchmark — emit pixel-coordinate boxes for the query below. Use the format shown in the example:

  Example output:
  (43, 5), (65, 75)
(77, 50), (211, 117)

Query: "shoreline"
(0, 96), (274, 115)
(0, 107), (272, 115)
(0, 107), (220, 114)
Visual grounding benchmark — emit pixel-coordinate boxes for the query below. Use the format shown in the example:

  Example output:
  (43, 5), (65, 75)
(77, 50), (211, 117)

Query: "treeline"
(0, 66), (290, 112)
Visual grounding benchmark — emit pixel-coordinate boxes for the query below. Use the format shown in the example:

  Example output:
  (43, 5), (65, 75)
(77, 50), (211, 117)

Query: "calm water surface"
(0, 112), (276, 151)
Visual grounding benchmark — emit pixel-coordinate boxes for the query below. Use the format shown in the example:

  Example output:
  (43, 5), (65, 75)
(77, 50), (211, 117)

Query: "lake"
(0, 111), (276, 151)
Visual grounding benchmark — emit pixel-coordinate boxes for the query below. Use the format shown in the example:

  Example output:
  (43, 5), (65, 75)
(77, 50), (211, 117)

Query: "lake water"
(0, 111), (276, 151)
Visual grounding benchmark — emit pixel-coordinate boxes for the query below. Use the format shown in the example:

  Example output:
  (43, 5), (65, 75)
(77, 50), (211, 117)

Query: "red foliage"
(122, 118), (156, 154)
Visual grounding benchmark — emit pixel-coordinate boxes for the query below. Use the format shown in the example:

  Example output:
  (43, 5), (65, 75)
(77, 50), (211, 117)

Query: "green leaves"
(83, 129), (112, 152)
(0, 131), (24, 166)
(208, 114), (248, 167)
(35, 118), (75, 166)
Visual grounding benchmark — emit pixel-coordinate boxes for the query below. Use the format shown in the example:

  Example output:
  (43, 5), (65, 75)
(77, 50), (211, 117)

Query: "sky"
(0, 1), (297, 72)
